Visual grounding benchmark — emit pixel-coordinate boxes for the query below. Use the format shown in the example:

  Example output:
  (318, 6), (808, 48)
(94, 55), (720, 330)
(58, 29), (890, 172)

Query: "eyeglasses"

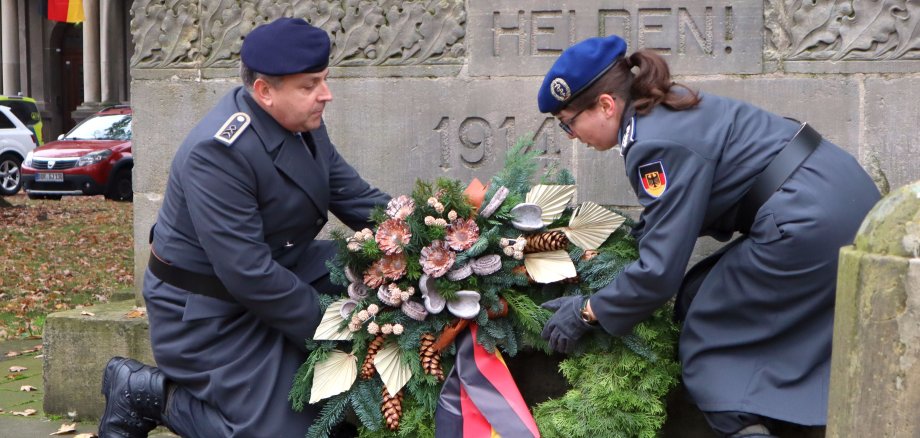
(558, 107), (587, 136)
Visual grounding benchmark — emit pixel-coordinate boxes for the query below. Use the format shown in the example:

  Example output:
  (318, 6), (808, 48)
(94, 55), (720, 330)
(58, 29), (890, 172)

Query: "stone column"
(827, 181), (920, 436)
(99, 0), (124, 104)
(1, 0), (20, 95)
(82, 0), (100, 104)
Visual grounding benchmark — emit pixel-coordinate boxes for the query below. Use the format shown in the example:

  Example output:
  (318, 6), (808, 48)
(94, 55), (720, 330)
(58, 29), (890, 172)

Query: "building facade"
(0, 0), (131, 140)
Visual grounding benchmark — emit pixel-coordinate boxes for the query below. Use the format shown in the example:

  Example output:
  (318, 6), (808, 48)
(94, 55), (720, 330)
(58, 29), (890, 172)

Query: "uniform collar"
(236, 88), (289, 153)
(617, 102), (637, 157)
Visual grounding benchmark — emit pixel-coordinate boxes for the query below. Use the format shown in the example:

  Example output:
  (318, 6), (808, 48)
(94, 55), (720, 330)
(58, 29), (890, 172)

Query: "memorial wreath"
(289, 139), (680, 438)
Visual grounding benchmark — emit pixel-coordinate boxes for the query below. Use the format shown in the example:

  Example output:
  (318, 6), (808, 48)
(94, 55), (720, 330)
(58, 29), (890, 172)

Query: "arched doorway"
(49, 23), (83, 134)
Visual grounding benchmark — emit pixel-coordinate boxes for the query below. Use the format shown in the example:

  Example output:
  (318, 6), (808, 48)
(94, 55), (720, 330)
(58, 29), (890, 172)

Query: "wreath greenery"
(289, 139), (680, 438)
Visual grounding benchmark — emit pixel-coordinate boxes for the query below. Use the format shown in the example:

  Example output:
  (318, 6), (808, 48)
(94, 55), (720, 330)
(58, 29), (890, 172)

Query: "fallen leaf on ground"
(74, 434), (98, 438)
(35, 354), (44, 359)
(13, 408), (37, 416)
(5, 351), (19, 357)
(124, 307), (146, 318)
(20, 385), (38, 392)
(50, 422), (77, 435)
(80, 311), (95, 317)
(9, 365), (27, 372)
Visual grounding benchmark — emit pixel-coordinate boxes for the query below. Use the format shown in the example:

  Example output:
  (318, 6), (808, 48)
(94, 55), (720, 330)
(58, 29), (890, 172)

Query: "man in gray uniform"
(538, 35), (880, 436)
(98, 18), (389, 437)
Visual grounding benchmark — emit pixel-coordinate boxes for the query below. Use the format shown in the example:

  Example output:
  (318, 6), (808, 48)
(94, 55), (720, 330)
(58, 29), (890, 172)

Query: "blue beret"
(241, 18), (331, 75)
(537, 35), (627, 113)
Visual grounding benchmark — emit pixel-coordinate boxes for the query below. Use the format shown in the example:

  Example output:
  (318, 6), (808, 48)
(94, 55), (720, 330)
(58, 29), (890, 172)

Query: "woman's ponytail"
(628, 50), (700, 115)
(560, 48), (700, 116)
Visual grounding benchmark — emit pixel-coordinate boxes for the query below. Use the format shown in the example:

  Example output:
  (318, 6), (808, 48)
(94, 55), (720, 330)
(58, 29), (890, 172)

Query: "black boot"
(98, 357), (167, 438)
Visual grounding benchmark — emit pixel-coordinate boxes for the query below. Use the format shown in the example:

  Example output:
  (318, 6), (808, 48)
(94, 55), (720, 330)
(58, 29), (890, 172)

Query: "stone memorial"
(43, 0), (920, 433)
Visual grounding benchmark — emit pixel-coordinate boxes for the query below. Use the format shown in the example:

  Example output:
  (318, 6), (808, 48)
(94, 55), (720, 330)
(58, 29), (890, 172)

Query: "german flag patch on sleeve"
(638, 161), (667, 198)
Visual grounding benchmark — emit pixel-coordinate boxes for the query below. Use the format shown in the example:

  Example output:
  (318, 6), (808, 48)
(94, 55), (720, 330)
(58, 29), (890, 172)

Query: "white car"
(0, 105), (38, 196)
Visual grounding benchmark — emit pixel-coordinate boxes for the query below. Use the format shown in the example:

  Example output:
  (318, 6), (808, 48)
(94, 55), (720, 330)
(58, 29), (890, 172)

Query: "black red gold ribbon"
(434, 324), (540, 437)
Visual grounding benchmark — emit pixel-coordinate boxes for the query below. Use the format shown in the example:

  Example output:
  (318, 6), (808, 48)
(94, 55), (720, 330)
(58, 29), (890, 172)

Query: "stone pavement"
(0, 338), (175, 438)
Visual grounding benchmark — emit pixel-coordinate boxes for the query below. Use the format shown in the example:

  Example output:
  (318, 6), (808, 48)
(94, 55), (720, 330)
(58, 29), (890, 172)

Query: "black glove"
(540, 295), (595, 354)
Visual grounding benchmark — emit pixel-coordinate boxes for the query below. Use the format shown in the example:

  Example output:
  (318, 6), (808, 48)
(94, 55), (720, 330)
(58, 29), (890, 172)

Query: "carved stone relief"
(766, 0), (920, 61)
(130, 0), (466, 69)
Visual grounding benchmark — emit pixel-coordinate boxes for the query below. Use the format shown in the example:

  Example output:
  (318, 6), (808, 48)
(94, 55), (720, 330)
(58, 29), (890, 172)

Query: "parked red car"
(22, 105), (132, 201)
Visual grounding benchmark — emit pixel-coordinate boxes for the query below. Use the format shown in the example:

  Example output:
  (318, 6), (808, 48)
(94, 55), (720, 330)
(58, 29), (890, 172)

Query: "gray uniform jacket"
(591, 92), (879, 425)
(144, 86), (389, 436)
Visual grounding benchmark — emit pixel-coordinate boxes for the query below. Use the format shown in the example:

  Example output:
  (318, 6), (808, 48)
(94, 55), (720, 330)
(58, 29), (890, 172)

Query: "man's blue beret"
(241, 17), (330, 76)
(537, 35), (627, 114)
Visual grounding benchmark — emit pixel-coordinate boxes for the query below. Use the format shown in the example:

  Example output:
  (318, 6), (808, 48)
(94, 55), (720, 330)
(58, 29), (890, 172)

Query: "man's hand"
(540, 295), (595, 354)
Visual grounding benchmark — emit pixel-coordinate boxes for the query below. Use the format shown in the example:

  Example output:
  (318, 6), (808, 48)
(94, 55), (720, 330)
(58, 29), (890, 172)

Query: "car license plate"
(36, 172), (64, 182)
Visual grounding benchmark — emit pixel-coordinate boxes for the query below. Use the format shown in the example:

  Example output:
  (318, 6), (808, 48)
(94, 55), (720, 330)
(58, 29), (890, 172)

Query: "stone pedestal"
(42, 300), (155, 421)
(827, 181), (920, 436)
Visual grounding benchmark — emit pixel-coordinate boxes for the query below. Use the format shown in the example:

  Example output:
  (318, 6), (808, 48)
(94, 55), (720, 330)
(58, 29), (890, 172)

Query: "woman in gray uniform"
(537, 35), (880, 437)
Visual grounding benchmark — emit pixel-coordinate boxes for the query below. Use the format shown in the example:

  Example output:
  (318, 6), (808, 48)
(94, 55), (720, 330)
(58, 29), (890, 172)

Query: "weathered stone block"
(864, 77), (920, 191)
(827, 182), (920, 437)
(43, 300), (155, 421)
(322, 77), (573, 196)
(468, 0), (763, 77)
(132, 193), (163, 301)
(131, 79), (236, 194)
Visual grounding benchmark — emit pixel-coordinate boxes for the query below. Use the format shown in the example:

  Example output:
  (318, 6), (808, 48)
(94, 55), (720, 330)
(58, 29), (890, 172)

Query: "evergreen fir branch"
(370, 206), (389, 225)
(488, 192), (524, 223)
(457, 226), (502, 264)
(568, 245), (586, 262)
(483, 318), (518, 356)
(306, 393), (350, 438)
(361, 239), (383, 259)
(435, 177), (475, 219)
(486, 137), (541, 198)
(351, 379), (384, 431)
(533, 348), (679, 438)
(555, 168), (575, 185)
(539, 161), (561, 184)
(405, 371), (441, 413)
(405, 257), (423, 282)
(504, 290), (551, 341)
(326, 257), (349, 288)
(289, 345), (333, 411)
(621, 334), (659, 363)
(433, 278), (462, 301)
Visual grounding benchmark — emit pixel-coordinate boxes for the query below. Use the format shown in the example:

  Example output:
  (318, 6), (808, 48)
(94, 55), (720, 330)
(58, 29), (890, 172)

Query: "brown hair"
(564, 50), (700, 116)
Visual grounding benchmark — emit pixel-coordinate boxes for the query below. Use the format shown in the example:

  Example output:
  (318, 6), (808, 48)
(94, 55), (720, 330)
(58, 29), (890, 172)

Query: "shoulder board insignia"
(638, 161), (667, 198)
(619, 115), (636, 157)
(214, 112), (251, 146)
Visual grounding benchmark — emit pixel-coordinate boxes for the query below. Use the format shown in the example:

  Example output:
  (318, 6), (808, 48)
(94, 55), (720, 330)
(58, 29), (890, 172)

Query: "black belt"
(147, 252), (235, 302)
(736, 122), (821, 234)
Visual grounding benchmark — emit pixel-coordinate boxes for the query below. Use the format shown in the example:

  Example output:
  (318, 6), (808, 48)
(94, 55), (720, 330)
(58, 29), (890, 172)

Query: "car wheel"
(106, 168), (133, 202)
(0, 153), (23, 196)
(27, 193), (62, 200)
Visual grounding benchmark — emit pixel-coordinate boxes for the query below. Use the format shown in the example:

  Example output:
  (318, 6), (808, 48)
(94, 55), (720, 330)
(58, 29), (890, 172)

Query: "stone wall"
(129, 0), (920, 291)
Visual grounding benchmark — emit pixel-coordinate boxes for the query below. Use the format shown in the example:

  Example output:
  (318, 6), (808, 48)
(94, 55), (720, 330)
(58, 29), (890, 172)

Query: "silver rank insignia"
(619, 115), (636, 157)
(214, 112), (251, 146)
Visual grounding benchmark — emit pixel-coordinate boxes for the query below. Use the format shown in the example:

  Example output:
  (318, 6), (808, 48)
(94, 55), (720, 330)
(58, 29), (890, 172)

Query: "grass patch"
(0, 194), (133, 340)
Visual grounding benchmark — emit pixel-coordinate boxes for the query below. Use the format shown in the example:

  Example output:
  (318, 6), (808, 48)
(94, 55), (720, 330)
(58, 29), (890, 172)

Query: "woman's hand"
(540, 295), (596, 353)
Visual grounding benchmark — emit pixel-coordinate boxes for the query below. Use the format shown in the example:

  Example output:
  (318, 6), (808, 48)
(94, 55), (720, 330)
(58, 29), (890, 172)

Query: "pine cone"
(361, 335), (386, 379)
(419, 333), (445, 382)
(381, 386), (404, 431)
(523, 230), (569, 253)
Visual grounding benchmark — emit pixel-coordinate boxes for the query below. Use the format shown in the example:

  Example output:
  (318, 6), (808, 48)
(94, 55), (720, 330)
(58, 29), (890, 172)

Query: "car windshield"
(65, 114), (132, 140)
